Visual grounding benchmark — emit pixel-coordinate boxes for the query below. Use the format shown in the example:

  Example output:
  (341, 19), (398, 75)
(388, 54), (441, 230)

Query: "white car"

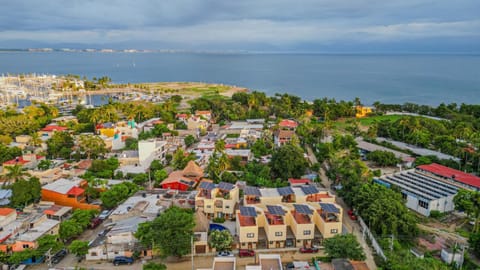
(98, 210), (111, 220)
(216, 251), (233, 257)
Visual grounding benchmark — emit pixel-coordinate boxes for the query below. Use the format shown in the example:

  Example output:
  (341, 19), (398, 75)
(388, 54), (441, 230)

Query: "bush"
(429, 210), (445, 219)
(212, 217), (225, 223)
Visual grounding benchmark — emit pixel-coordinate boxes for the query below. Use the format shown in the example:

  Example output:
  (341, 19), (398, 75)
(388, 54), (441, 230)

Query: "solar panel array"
(240, 206), (257, 217)
(266, 205), (286, 216)
(294, 204), (313, 215)
(218, 182), (234, 191)
(300, 185), (319, 195)
(277, 186), (294, 196)
(244, 186), (261, 196)
(319, 203), (340, 213)
(199, 182), (215, 190)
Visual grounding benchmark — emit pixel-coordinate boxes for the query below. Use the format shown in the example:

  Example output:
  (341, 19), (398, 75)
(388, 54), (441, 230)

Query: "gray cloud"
(0, 0), (479, 51)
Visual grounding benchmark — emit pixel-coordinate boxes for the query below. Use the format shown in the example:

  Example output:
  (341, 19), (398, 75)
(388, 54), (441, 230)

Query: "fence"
(358, 216), (387, 261)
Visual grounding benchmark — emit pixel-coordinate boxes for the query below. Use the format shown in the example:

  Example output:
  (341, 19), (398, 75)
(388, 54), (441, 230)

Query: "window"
(22, 244), (29, 248)
(418, 200), (429, 209)
(247, 233), (254, 238)
(303, 230), (311, 235)
(242, 243), (246, 246)
(275, 232), (283, 237)
(91, 252), (98, 256)
(225, 206), (230, 209)
(269, 241), (273, 244)
(331, 229), (338, 234)
(114, 251), (119, 254)
(207, 205), (211, 208)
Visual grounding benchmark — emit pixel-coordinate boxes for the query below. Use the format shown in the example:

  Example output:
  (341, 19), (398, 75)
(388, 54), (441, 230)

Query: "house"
(109, 192), (166, 222)
(288, 178), (312, 186)
(2, 154), (45, 170)
(14, 135), (32, 149)
(41, 178), (100, 210)
(375, 167), (459, 216)
(193, 210), (210, 255)
(273, 130), (295, 147)
(195, 181), (239, 220)
(244, 254), (283, 270)
(161, 161), (203, 191)
(138, 139), (167, 168)
(187, 116), (208, 131)
(355, 106), (373, 118)
(225, 149), (252, 163)
(278, 119), (298, 130)
(38, 124), (68, 140)
(197, 257), (236, 270)
(237, 186), (342, 249)
(195, 110), (213, 122)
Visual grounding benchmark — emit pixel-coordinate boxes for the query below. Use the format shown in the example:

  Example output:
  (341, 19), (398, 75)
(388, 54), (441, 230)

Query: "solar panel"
(277, 186), (294, 196)
(199, 182), (215, 190)
(244, 186), (261, 196)
(294, 204), (313, 215)
(267, 205), (285, 216)
(301, 185), (319, 195)
(218, 182), (234, 191)
(319, 203), (340, 213)
(240, 206), (257, 217)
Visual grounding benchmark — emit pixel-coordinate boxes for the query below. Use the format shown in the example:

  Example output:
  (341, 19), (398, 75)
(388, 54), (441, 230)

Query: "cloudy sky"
(1, 0), (479, 52)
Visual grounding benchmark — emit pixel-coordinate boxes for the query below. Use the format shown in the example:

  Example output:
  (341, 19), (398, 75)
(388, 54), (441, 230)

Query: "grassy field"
(137, 82), (245, 97)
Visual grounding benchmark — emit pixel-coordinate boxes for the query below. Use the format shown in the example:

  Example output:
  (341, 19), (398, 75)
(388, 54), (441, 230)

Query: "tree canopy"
(270, 144), (308, 179)
(209, 230), (233, 251)
(324, 234), (366, 261)
(135, 206), (195, 258)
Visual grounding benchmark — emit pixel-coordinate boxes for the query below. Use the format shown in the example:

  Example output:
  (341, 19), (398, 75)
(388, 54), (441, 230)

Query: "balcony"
(245, 196), (260, 204)
(281, 195), (295, 203)
(198, 190), (212, 199)
(265, 213), (284, 225)
(292, 211), (311, 224)
(238, 214), (256, 227)
(306, 193), (332, 202)
(319, 210), (339, 223)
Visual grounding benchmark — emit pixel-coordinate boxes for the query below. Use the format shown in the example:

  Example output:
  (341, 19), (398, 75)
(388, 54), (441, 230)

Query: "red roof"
(3, 155), (44, 165)
(288, 178), (312, 185)
(66, 186), (85, 196)
(41, 125), (68, 132)
(418, 163), (480, 189)
(279, 119), (298, 128)
(225, 144), (237, 149)
(0, 208), (15, 216)
(176, 113), (188, 119)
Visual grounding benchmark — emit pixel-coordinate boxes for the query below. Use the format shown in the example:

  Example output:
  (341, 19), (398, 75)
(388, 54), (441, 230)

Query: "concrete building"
(138, 139), (167, 168)
(41, 178), (100, 210)
(195, 181), (239, 220)
(375, 168), (459, 216)
(417, 163), (480, 191)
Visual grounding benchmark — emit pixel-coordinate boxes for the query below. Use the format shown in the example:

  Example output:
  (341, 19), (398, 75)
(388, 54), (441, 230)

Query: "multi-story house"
(138, 139), (167, 168)
(196, 182), (239, 220)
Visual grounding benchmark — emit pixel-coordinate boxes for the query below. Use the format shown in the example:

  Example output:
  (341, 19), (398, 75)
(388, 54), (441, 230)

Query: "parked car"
(113, 256), (134, 266)
(51, 249), (68, 264)
(98, 210), (111, 220)
(216, 251), (234, 257)
(299, 247), (319, 253)
(238, 249), (255, 257)
(89, 217), (102, 229)
(285, 262), (295, 269)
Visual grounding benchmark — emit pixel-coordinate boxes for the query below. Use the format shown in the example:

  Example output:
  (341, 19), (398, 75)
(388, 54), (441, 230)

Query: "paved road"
(316, 164), (378, 270)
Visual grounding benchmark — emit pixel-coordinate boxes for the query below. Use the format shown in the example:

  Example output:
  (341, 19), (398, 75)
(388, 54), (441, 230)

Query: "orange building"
(41, 178), (100, 210)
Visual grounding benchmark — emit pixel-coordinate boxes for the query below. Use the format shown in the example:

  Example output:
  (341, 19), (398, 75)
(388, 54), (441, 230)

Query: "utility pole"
(191, 235), (194, 270)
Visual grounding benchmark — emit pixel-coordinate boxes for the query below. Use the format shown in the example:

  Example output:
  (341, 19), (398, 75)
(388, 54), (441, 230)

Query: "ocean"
(1, 52), (479, 105)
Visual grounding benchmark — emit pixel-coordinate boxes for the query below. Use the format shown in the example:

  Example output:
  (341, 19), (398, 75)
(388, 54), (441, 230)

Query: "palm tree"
(4, 165), (30, 184)
(30, 132), (42, 147)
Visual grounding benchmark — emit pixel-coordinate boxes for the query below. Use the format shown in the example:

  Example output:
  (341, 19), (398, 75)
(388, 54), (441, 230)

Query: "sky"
(1, 0), (479, 52)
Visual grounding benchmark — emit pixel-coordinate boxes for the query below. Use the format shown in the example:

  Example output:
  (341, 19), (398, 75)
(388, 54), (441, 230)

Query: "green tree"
(59, 220), (83, 241)
(154, 169), (168, 184)
(8, 249), (36, 264)
(135, 206), (194, 258)
(324, 234), (365, 261)
(78, 134), (108, 159)
(0, 144), (22, 164)
(4, 165), (31, 183)
(469, 232), (480, 257)
(270, 144), (308, 179)
(143, 262), (167, 270)
(68, 240), (89, 257)
(184, 135), (196, 147)
(454, 189), (480, 233)
(366, 150), (400, 167)
(209, 230), (233, 251)
(101, 182), (139, 209)
(37, 234), (64, 255)
(10, 177), (41, 208)
(37, 159), (53, 171)
(172, 149), (196, 170)
(47, 132), (74, 159)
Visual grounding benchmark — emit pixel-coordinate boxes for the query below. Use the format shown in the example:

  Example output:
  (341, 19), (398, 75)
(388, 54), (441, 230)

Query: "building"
(273, 130), (295, 147)
(355, 138), (414, 167)
(109, 192), (167, 222)
(237, 186), (342, 249)
(245, 254), (283, 270)
(193, 210), (210, 255)
(0, 189), (12, 206)
(332, 258), (370, 270)
(278, 119), (298, 131)
(138, 139), (167, 168)
(375, 168), (459, 216)
(225, 149), (252, 163)
(417, 163), (480, 191)
(195, 181), (239, 220)
(2, 154), (45, 170)
(198, 257), (236, 270)
(376, 137), (460, 162)
(41, 178), (100, 210)
(38, 124), (68, 140)
(161, 161), (203, 191)
(355, 106), (373, 118)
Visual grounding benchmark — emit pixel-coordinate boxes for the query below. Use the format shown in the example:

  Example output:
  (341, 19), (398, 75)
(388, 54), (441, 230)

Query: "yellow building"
(196, 182), (239, 220)
(237, 186), (343, 249)
(355, 106), (373, 118)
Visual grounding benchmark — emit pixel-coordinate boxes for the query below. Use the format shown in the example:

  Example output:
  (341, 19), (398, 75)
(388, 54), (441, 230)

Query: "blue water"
(1, 52), (479, 105)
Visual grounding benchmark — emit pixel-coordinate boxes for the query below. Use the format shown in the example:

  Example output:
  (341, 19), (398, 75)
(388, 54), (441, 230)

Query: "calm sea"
(1, 52), (479, 105)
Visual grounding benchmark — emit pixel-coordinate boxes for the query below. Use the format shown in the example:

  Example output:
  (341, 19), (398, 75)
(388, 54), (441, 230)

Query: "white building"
(375, 168), (459, 216)
(138, 139), (167, 168)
